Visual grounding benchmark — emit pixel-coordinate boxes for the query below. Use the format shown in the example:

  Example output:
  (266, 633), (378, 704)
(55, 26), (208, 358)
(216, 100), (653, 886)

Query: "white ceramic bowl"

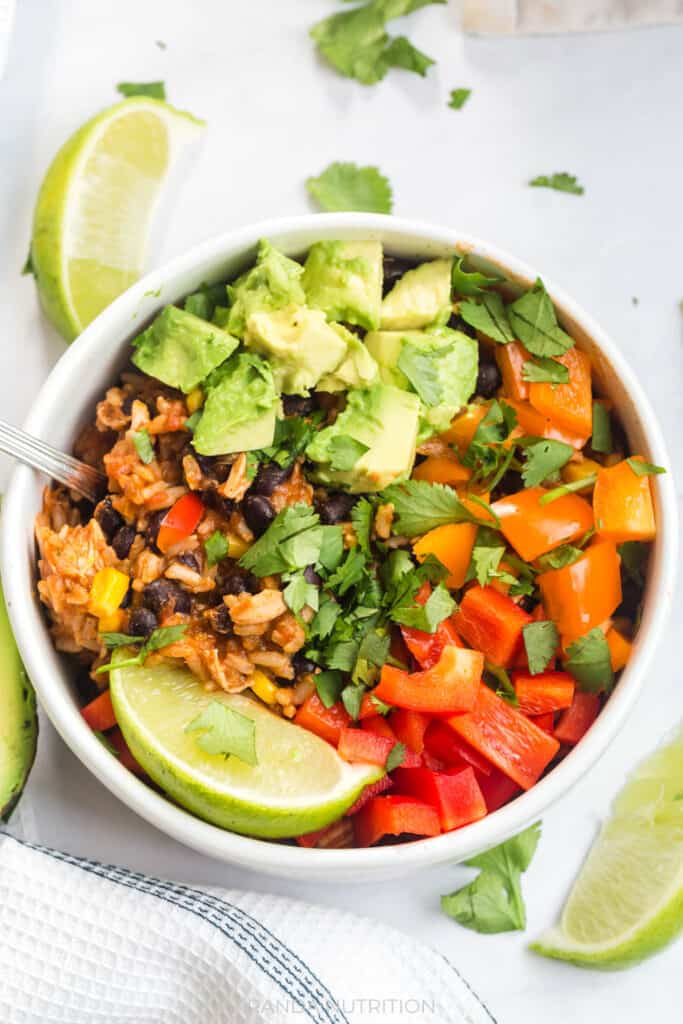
(3, 214), (677, 882)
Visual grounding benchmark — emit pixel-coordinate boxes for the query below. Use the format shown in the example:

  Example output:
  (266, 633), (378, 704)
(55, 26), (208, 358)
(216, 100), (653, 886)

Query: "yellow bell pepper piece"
(251, 670), (278, 705)
(98, 610), (125, 633)
(89, 568), (130, 619)
(561, 457), (601, 493)
(186, 387), (204, 414)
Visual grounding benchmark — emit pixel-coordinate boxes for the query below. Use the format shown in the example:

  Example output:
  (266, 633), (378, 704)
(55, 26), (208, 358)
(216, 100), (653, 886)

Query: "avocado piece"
(192, 352), (280, 455)
(302, 240), (383, 331)
(132, 306), (239, 394)
(226, 239), (306, 337)
(317, 326), (379, 393)
(366, 326), (478, 442)
(0, 579), (37, 822)
(244, 305), (348, 396)
(380, 258), (453, 330)
(306, 382), (420, 493)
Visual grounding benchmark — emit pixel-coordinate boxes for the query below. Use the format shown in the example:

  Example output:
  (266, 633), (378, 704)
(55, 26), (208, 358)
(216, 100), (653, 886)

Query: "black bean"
(129, 607), (158, 637)
(200, 488), (235, 519)
(193, 452), (217, 477)
(448, 313), (477, 338)
(494, 470), (524, 499)
(517, 595), (536, 614)
(282, 393), (316, 417)
(176, 551), (200, 572)
(304, 565), (322, 586)
(292, 652), (316, 676)
(145, 509), (166, 554)
(252, 462), (293, 496)
(217, 565), (260, 596)
(76, 498), (95, 523)
(382, 254), (417, 296)
(142, 578), (191, 615)
(210, 604), (233, 635)
(111, 524), (136, 559)
(96, 497), (124, 542)
(316, 492), (358, 525)
(243, 494), (275, 537)
(476, 361), (502, 399)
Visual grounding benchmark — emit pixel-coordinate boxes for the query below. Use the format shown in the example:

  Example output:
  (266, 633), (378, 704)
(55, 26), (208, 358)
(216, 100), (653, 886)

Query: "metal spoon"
(0, 419), (106, 504)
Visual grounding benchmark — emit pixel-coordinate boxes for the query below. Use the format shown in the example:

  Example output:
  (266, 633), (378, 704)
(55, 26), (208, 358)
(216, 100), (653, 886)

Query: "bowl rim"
(3, 212), (678, 879)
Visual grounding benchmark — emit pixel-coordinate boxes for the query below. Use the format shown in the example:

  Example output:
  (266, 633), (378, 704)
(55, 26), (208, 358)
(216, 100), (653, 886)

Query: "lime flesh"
(30, 97), (204, 341)
(531, 727), (683, 969)
(110, 658), (381, 839)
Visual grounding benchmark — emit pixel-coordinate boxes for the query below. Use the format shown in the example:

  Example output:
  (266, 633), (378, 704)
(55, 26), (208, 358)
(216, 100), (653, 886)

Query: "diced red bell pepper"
(294, 693), (350, 746)
(400, 617), (462, 670)
(448, 684), (560, 790)
(354, 795), (441, 847)
(389, 708), (430, 754)
(338, 727), (420, 768)
(358, 693), (384, 720)
(108, 727), (145, 776)
(554, 691), (600, 745)
(530, 712), (555, 735)
(361, 715), (397, 742)
(392, 765), (487, 832)
(512, 671), (575, 715)
(156, 492), (204, 553)
(423, 719), (493, 776)
(81, 690), (117, 732)
(374, 645), (482, 714)
(454, 585), (532, 668)
(421, 751), (449, 772)
(344, 775), (394, 817)
(476, 766), (521, 812)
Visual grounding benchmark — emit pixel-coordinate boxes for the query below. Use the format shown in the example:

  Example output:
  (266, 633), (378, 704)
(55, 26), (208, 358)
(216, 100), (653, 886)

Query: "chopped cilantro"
(341, 684), (364, 720)
(351, 498), (374, 556)
(451, 256), (499, 297)
(239, 505), (323, 576)
(530, 172), (584, 195)
(100, 631), (145, 648)
(258, 413), (323, 468)
(565, 628), (614, 693)
(484, 662), (518, 706)
(626, 458), (666, 477)
(315, 670), (344, 708)
(132, 428), (154, 464)
(317, 525), (345, 573)
(591, 402), (613, 454)
(448, 88), (471, 111)
(519, 437), (574, 488)
(390, 582), (455, 633)
(382, 479), (499, 537)
(95, 624), (187, 674)
(458, 293), (515, 345)
(521, 357), (569, 384)
(467, 526), (506, 587)
(618, 541), (647, 587)
(507, 279), (573, 358)
(204, 531), (229, 567)
(306, 161), (393, 213)
(381, 35), (434, 76)
(116, 80), (166, 100)
(282, 572), (320, 615)
(185, 701), (257, 765)
(536, 544), (583, 571)
(539, 474), (597, 505)
(386, 741), (407, 771)
(522, 620), (559, 675)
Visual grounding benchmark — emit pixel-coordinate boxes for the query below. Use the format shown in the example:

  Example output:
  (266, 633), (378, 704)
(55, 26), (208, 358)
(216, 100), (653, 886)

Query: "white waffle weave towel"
(461, 0), (683, 33)
(0, 833), (493, 1024)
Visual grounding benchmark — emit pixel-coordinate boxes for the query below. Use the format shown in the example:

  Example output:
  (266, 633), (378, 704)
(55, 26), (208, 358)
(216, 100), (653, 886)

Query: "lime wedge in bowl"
(30, 97), (205, 341)
(110, 657), (382, 839)
(531, 727), (683, 969)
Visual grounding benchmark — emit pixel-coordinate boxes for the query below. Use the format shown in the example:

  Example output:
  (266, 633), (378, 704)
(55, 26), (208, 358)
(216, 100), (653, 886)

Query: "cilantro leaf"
(467, 526), (505, 587)
(145, 624), (189, 652)
(522, 620), (559, 675)
(132, 428), (154, 464)
(116, 80), (166, 100)
(306, 162), (393, 213)
(283, 572), (320, 615)
(539, 475), (597, 505)
(397, 342), (443, 405)
(472, 399), (517, 445)
(618, 541), (647, 587)
(327, 435), (370, 471)
(386, 741), (407, 771)
(484, 662), (518, 706)
(341, 684), (364, 720)
(100, 631), (145, 648)
(185, 701), (257, 765)
(521, 357), (569, 384)
(530, 172), (584, 195)
(317, 525), (345, 573)
(536, 544), (583, 571)
(565, 628), (614, 693)
(626, 458), (666, 477)
(448, 88), (471, 111)
(459, 293), (515, 345)
(351, 498), (374, 556)
(442, 823), (541, 933)
(390, 582), (455, 633)
(519, 437), (574, 487)
(591, 402), (613, 454)
(382, 479), (498, 537)
(258, 413), (324, 468)
(310, 594), (339, 642)
(95, 624), (187, 674)
(358, 629), (390, 667)
(507, 279), (574, 358)
(204, 531), (229, 567)
(315, 670), (344, 708)
(382, 35), (434, 76)
(451, 256), (499, 297)
(239, 505), (323, 576)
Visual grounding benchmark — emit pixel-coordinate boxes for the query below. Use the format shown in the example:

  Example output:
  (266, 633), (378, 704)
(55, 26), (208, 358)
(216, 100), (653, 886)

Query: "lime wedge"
(110, 658), (382, 838)
(30, 97), (204, 341)
(531, 727), (683, 969)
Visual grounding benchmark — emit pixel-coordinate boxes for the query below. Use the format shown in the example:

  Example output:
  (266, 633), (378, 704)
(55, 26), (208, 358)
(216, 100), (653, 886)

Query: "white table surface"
(1, 2), (682, 1021)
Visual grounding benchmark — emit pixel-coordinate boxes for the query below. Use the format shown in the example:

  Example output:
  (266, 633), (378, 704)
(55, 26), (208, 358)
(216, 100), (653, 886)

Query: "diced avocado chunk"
(132, 306), (239, 393)
(244, 305), (348, 396)
(302, 240), (383, 331)
(306, 382), (420, 493)
(365, 326), (478, 442)
(226, 240), (306, 337)
(317, 326), (379, 393)
(380, 258), (453, 330)
(0, 578), (37, 822)
(192, 352), (279, 455)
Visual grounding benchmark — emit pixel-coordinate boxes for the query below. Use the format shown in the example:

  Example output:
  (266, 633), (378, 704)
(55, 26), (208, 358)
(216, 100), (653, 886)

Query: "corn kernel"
(98, 610), (125, 633)
(561, 458), (601, 492)
(251, 670), (278, 705)
(186, 387), (204, 414)
(227, 535), (250, 559)
(89, 568), (130, 619)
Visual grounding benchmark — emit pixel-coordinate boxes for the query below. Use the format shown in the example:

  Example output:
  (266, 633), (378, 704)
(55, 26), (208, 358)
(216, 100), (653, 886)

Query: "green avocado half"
(0, 579), (38, 822)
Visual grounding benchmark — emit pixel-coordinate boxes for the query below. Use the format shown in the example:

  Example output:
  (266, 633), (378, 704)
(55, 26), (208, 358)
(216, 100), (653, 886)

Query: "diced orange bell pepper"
(88, 568), (130, 620)
(454, 585), (532, 667)
(529, 346), (593, 440)
(493, 486), (594, 562)
(538, 540), (622, 642)
(593, 457), (656, 543)
(81, 690), (117, 732)
(374, 646), (482, 714)
(606, 626), (632, 672)
(496, 341), (531, 402)
(512, 671), (575, 715)
(506, 399), (586, 449)
(389, 709), (430, 754)
(448, 684), (560, 790)
(554, 691), (600, 745)
(354, 795), (441, 847)
(294, 694), (351, 746)
(413, 522), (477, 589)
(440, 404), (488, 453)
(412, 455), (471, 486)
